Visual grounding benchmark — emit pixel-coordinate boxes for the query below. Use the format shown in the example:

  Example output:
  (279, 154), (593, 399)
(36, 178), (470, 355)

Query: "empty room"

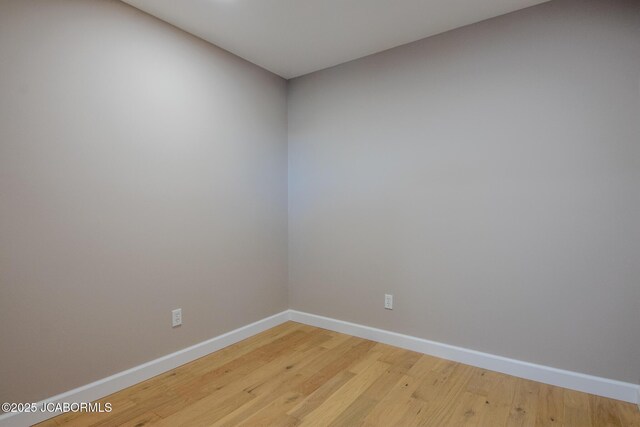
(1, 0), (639, 425)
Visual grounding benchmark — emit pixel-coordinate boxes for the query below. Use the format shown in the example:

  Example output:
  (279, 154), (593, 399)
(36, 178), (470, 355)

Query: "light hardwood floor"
(38, 321), (639, 426)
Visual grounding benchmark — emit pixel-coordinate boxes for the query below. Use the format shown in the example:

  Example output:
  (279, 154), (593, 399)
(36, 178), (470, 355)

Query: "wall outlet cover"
(384, 294), (393, 310)
(172, 308), (182, 327)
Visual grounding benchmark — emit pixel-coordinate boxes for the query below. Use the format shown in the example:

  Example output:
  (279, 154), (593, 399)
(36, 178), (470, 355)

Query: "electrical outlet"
(172, 308), (182, 327)
(384, 294), (393, 310)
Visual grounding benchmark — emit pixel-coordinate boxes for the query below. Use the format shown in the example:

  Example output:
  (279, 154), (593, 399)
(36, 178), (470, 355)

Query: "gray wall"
(288, 0), (640, 384)
(0, 0), (288, 403)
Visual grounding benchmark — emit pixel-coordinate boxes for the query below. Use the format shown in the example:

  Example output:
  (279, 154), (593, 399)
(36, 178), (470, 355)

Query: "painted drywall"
(0, 0), (288, 403)
(288, 0), (640, 384)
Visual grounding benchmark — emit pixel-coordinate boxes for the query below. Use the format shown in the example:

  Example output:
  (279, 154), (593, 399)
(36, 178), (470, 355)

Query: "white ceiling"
(121, 0), (549, 79)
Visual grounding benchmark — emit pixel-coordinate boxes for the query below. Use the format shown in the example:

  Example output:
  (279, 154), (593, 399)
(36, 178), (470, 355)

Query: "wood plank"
(591, 394), (623, 427)
(477, 373), (518, 426)
(360, 373), (425, 426)
(287, 370), (355, 420)
(327, 396), (378, 427)
(154, 330), (330, 426)
(506, 378), (539, 427)
(563, 389), (593, 427)
(298, 361), (390, 426)
(535, 383), (564, 426)
(414, 363), (476, 426)
(616, 401), (640, 427)
(441, 390), (489, 426)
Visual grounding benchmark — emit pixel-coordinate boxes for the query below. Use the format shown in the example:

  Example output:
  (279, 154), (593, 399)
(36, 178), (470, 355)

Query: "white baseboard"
(289, 310), (639, 405)
(0, 311), (290, 427)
